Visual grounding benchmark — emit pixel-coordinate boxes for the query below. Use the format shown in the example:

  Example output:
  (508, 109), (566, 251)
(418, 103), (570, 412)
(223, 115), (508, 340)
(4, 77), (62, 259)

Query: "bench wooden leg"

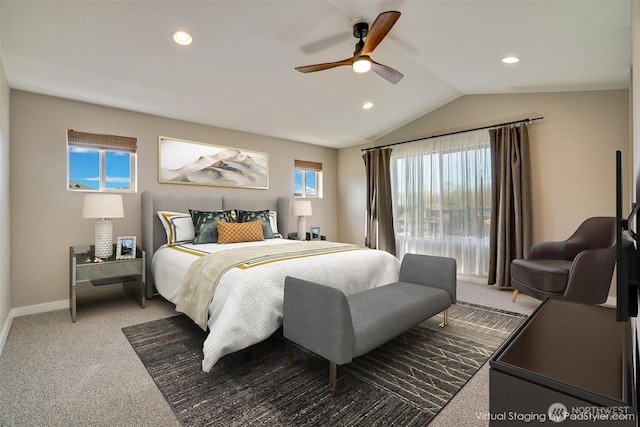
(438, 309), (449, 327)
(512, 289), (519, 302)
(329, 362), (337, 395)
(286, 340), (293, 368)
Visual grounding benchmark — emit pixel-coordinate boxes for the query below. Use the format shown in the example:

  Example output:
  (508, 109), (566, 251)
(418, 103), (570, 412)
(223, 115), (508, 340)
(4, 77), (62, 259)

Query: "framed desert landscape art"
(158, 137), (269, 189)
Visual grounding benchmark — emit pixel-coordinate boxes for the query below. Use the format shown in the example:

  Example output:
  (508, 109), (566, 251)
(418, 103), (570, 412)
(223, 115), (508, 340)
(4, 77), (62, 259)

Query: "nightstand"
(69, 244), (145, 322)
(287, 232), (327, 241)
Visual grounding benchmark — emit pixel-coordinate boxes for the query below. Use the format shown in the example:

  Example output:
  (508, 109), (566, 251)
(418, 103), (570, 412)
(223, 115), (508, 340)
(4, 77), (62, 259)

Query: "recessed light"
(173, 31), (193, 46)
(362, 102), (374, 110)
(501, 56), (520, 64)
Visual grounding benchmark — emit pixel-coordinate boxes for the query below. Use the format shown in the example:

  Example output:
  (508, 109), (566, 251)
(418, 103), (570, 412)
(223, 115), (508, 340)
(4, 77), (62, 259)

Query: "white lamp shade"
(82, 194), (124, 219)
(292, 200), (312, 216)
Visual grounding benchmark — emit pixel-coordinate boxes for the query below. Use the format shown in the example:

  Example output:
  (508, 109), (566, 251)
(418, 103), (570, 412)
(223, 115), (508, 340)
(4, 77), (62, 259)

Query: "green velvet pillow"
(235, 209), (275, 239)
(189, 209), (233, 244)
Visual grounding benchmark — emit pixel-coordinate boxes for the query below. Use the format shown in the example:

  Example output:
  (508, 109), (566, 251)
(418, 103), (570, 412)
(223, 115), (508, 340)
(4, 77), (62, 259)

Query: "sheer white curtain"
(390, 129), (491, 277)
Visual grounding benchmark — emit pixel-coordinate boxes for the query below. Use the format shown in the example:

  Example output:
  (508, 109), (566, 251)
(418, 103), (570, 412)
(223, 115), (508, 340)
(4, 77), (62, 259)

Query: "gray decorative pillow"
(236, 209), (275, 239)
(189, 209), (233, 244)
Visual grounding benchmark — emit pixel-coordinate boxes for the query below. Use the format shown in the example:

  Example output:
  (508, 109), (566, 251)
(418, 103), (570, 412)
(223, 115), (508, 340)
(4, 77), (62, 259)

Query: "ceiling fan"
(295, 11), (403, 84)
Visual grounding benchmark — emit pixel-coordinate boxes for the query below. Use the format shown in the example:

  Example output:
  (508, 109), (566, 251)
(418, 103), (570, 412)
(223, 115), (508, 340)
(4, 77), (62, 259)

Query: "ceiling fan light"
(353, 58), (372, 73)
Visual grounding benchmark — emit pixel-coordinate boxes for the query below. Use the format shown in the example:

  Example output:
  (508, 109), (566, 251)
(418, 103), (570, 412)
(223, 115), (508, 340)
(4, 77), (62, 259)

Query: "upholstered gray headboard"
(141, 190), (289, 299)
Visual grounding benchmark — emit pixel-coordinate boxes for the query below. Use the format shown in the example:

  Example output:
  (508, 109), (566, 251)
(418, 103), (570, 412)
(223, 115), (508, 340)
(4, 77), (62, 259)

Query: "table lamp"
(82, 194), (124, 258)
(292, 200), (312, 240)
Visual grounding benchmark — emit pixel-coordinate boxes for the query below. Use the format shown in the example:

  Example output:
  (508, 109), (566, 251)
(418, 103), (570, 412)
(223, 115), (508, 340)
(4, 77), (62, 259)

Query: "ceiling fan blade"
(301, 33), (350, 54)
(360, 11), (401, 56)
(371, 60), (404, 84)
(295, 57), (354, 73)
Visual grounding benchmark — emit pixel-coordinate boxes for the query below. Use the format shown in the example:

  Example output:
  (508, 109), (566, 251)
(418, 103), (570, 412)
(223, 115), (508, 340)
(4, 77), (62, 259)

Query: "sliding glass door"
(390, 129), (491, 277)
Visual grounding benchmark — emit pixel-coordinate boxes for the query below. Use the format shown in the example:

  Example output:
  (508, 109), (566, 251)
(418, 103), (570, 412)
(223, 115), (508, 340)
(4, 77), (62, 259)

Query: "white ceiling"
(0, 0), (631, 149)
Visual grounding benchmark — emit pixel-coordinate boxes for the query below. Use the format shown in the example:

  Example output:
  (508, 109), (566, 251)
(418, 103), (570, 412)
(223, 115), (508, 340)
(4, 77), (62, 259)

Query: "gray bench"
(283, 253), (457, 394)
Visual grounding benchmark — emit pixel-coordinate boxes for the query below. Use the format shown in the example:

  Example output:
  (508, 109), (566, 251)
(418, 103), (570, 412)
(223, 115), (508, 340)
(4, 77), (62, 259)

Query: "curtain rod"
(361, 116), (544, 152)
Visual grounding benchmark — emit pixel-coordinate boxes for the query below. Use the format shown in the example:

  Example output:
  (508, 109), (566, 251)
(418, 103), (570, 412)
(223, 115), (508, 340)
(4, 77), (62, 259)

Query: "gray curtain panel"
(362, 148), (397, 256)
(488, 125), (533, 287)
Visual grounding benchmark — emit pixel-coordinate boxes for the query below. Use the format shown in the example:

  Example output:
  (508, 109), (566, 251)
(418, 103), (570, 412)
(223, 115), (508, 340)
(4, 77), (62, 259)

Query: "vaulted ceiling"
(0, 0), (631, 148)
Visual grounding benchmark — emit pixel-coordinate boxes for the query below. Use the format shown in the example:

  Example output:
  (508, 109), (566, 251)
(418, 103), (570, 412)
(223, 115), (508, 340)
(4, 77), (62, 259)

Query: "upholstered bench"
(283, 253), (457, 394)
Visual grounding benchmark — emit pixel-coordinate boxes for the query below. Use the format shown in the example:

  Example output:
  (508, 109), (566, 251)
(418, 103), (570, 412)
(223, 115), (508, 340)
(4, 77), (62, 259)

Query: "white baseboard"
(0, 311), (12, 357)
(11, 299), (69, 318)
(0, 299), (69, 356)
(602, 295), (617, 308)
(457, 275), (488, 285)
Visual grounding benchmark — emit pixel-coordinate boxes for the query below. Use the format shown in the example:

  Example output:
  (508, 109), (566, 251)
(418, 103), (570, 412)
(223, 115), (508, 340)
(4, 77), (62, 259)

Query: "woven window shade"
(294, 160), (322, 172)
(67, 130), (137, 153)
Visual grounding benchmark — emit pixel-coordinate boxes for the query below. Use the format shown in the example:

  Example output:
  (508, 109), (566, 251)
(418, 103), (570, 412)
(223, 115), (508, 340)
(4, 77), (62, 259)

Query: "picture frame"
(116, 236), (136, 260)
(158, 136), (269, 189)
(310, 226), (321, 241)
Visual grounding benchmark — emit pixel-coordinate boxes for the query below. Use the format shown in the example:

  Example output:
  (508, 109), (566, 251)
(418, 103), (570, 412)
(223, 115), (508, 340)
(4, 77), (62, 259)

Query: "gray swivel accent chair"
(511, 217), (616, 305)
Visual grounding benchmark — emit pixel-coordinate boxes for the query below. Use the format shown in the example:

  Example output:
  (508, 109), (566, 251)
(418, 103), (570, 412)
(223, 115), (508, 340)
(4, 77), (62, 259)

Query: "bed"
(141, 191), (400, 372)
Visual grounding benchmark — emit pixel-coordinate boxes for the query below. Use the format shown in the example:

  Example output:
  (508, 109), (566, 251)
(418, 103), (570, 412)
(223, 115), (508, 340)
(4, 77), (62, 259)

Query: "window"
(294, 160), (322, 198)
(390, 129), (491, 277)
(67, 130), (137, 192)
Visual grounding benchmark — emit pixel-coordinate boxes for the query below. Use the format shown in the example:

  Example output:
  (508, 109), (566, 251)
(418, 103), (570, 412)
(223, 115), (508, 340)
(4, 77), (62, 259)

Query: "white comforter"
(151, 239), (400, 372)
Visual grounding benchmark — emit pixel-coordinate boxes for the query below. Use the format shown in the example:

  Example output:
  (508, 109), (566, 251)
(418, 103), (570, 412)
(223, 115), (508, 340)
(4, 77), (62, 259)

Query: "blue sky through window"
(105, 151), (132, 189)
(294, 169), (303, 196)
(294, 168), (319, 197)
(68, 147), (99, 189)
(68, 147), (131, 190)
(305, 170), (316, 196)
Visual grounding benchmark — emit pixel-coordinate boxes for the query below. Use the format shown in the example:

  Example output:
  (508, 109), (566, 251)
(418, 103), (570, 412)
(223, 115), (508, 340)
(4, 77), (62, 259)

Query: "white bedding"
(151, 239), (400, 372)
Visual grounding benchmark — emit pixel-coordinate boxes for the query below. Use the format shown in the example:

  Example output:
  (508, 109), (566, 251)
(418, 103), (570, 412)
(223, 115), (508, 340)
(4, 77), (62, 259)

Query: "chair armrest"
(398, 254), (456, 303)
(529, 241), (568, 260)
(283, 276), (355, 365)
(564, 247), (616, 304)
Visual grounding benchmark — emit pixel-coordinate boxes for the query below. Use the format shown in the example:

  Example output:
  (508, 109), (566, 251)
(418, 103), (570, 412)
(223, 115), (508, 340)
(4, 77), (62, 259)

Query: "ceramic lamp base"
(297, 216), (307, 241)
(94, 218), (113, 258)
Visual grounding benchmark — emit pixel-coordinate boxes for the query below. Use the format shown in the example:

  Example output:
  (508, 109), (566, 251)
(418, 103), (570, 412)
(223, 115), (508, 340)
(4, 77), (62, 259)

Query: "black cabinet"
(489, 299), (636, 426)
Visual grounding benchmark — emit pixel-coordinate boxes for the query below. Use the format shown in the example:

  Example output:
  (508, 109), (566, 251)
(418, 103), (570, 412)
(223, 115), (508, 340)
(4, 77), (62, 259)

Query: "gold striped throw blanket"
(176, 241), (366, 330)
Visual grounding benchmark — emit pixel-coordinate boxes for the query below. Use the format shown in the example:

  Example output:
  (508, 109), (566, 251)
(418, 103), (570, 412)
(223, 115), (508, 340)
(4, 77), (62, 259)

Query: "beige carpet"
(0, 279), (540, 426)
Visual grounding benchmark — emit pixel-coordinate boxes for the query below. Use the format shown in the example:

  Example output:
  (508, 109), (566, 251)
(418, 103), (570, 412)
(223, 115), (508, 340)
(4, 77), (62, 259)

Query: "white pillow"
(157, 211), (195, 245)
(268, 210), (281, 238)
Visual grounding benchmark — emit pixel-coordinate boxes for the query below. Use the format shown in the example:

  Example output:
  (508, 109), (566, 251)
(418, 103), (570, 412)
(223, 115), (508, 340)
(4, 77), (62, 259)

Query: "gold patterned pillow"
(216, 219), (264, 244)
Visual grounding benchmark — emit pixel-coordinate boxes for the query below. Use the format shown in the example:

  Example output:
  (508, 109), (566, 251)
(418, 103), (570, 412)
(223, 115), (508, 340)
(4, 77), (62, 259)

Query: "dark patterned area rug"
(122, 302), (525, 426)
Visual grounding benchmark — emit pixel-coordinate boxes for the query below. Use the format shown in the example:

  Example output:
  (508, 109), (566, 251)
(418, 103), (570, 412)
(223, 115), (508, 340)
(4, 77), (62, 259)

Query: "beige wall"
(9, 91), (337, 309)
(0, 60), (11, 333)
(6, 88), (632, 309)
(338, 90), (631, 249)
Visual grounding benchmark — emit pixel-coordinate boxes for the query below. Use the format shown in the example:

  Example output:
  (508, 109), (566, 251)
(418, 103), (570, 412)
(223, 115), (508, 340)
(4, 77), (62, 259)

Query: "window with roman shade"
(294, 159), (322, 198)
(67, 129), (137, 192)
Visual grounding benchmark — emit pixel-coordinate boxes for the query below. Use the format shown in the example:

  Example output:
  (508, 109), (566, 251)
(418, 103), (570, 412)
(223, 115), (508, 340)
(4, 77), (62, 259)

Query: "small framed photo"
(310, 227), (321, 241)
(116, 236), (136, 260)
